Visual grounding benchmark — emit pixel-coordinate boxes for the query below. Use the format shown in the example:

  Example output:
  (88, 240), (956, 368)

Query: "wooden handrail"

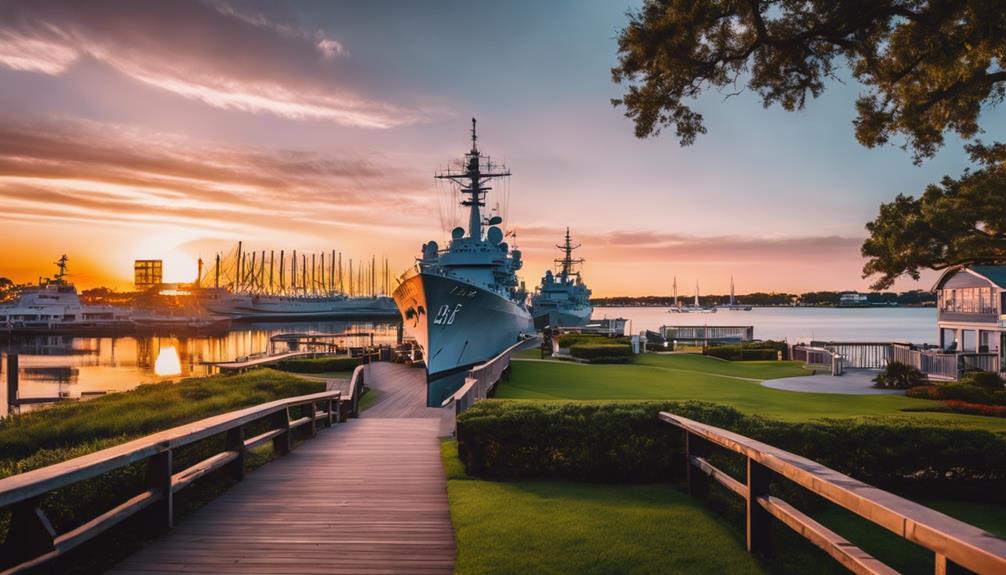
(442, 336), (538, 411)
(660, 412), (1006, 574)
(0, 388), (344, 575)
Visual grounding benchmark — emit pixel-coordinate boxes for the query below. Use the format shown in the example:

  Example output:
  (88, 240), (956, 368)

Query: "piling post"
(6, 353), (18, 409)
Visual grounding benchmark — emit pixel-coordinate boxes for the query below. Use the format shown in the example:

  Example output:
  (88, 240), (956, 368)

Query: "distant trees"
(0, 278), (18, 302)
(591, 290), (934, 307)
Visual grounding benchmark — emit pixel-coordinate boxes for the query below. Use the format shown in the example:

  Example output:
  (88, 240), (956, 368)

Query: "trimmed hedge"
(274, 355), (361, 373)
(703, 340), (788, 361)
(456, 400), (1006, 492)
(906, 383), (1006, 405)
(569, 343), (633, 361)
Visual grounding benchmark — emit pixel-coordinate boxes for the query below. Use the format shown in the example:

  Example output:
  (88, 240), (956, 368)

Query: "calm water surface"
(1, 308), (938, 416)
(1, 320), (399, 416)
(594, 306), (937, 345)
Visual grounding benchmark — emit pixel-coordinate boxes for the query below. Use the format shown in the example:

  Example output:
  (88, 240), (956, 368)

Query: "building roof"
(932, 265), (1006, 291)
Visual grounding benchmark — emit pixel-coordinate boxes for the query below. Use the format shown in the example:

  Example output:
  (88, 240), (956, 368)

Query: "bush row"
(274, 355), (361, 373)
(569, 343), (634, 361)
(456, 400), (1006, 492)
(906, 383), (1006, 405)
(703, 347), (779, 361)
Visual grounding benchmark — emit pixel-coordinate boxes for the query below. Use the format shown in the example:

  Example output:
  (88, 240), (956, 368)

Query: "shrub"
(274, 355), (360, 373)
(962, 370), (1006, 392)
(703, 347), (779, 361)
(569, 343), (633, 362)
(456, 400), (1006, 492)
(907, 382), (998, 404)
(873, 361), (927, 389)
(943, 401), (1006, 418)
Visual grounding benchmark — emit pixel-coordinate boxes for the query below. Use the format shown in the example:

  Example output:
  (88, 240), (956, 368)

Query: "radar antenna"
(555, 228), (584, 280)
(435, 118), (510, 241)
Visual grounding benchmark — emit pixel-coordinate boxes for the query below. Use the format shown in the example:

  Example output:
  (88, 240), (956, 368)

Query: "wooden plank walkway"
(206, 351), (318, 371)
(107, 362), (454, 575)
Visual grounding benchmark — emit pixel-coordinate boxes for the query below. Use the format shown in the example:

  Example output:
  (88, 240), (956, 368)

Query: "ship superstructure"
(531, 228), (592, 327)
(393, 119), (532, 406)
(0, 256), (132, 333)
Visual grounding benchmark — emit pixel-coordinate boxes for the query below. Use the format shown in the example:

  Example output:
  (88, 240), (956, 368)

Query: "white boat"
(721, 276), (752, 311)
(668, 277), (717, 313)
(0, 256), (132, 334)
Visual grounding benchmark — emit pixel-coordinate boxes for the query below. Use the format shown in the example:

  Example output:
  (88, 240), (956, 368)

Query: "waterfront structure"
(393, 119), (533, 406)
(133, 260), (163, 290)
(0, 256), (131, 334)
(838, 292), (870, 307)
(933, 265), (1006, 357)
(661, 325), (754, 345)
(531, 228), (593, 327)
(198, 289), (397, 321)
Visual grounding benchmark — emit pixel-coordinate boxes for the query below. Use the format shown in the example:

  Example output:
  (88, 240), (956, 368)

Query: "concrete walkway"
(761, 369), (904, 395)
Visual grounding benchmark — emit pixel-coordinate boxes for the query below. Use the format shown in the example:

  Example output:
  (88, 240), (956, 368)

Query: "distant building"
(134, 260), (163, 290)
(661, 325), (753, 345)
(932, 265), (1006, 355)
(838, 293), (870, 307)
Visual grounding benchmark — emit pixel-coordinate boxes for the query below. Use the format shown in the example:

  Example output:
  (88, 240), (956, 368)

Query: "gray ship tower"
(393, 119), (532, 406)
(531, 228), (593, 327)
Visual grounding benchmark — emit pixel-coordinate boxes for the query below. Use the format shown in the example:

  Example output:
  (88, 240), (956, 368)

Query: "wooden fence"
(442, 336), (538, 419)
(661, 411), (1006, 575)
(0, 389), (345, 575)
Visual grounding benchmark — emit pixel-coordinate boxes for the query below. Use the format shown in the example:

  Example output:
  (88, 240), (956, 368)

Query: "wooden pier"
(106, 363), (454, 575)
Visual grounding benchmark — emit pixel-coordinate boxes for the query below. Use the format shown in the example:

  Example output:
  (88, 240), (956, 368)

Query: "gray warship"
(393, 119), (532, 406)
(531, 228), (593, 327)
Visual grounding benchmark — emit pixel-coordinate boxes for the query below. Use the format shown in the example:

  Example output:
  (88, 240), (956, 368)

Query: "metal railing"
(661, 411), (1006, 574)
(0, 389), (345, 575)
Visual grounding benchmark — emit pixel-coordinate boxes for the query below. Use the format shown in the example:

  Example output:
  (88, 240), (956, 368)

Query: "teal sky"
(0, 0), (1001, 295)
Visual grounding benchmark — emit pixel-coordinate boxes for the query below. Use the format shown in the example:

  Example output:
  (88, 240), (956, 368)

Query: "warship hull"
(394, 271), (532, 406)
(532, 307), (592, 329)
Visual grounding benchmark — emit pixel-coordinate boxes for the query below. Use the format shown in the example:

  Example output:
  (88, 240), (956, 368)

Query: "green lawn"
(499, 354), (1006, 431)
(442, 441), (776, 575)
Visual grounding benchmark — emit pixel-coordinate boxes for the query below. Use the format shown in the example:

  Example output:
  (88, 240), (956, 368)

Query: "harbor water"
(595, 306), (937, 345)
(1, 320), (399, 416)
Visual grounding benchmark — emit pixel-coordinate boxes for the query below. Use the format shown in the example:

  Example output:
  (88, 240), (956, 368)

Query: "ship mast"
(53, 254), (69, 285)
(555, 228), (584, 281)
(435, 118), (510, 241)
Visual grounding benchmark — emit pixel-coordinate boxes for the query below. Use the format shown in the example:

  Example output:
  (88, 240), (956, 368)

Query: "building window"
(940, 287), (996, 314)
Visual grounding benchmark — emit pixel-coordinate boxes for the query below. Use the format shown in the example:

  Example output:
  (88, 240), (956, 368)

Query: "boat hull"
(393, 271), (532, 406)
(532, 305), (593, 328)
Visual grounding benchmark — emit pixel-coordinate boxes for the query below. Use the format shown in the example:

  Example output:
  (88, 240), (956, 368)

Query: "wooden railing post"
(747, 458), (772, 555)
(935, 554), (967, 575)
(0, 497), (55, 568)
(685, 433), (708, 498)
(303, 402), (317, 439)
(324, 397), (334, 427)
(272, 408), (292, 455)
(225, 425), (246, 481)
(145, 450), (173, 531)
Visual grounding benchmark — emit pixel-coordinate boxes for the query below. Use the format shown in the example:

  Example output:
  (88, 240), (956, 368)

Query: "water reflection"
(1, 320), (400, 416)
(154, 346), (182, 377)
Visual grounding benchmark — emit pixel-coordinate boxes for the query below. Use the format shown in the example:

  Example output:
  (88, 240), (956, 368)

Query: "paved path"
(108, 362), (455, 575)
(761, 369), (904, 395)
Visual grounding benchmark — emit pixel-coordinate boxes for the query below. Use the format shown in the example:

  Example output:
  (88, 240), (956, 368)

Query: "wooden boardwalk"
(108, 363), (454, 575)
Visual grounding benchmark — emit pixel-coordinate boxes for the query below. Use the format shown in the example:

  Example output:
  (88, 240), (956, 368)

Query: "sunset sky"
(1, 0), (1003, 296)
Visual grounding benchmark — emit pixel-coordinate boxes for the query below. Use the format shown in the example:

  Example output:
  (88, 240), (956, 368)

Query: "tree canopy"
(612, 0), (1006, 162)
(862, 143), (1006, 289)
